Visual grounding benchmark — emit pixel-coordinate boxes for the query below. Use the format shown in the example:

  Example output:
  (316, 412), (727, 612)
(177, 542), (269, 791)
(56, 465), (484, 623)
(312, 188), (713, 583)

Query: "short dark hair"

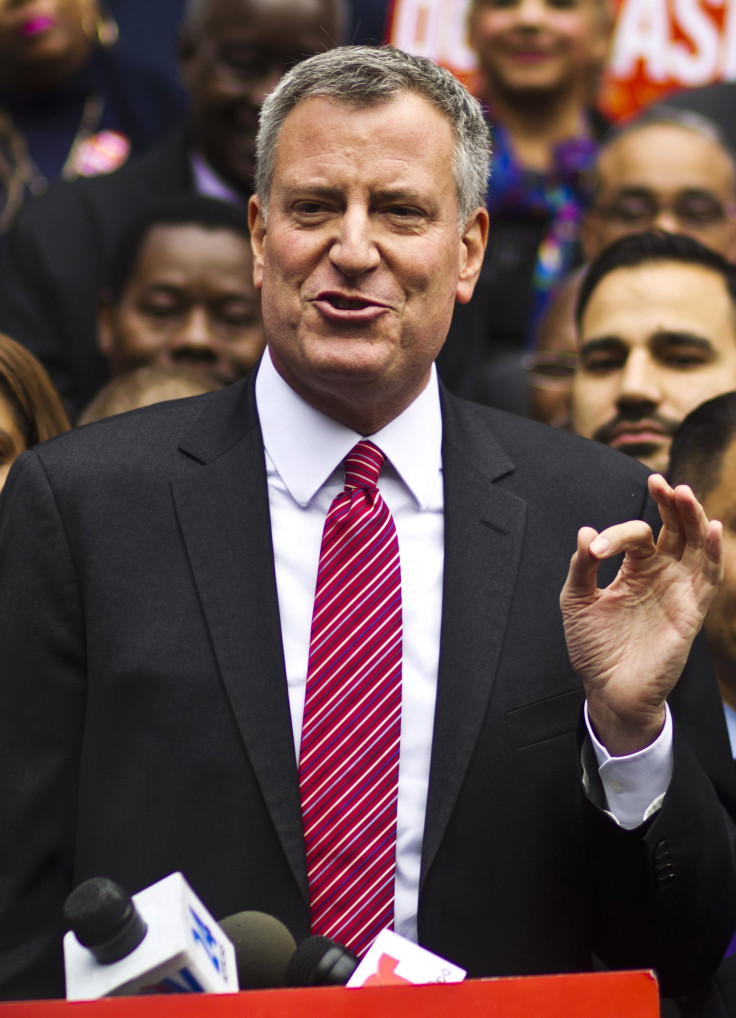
(576, 229), (736, 328)
(669, 391), (736, 496)
(106, 195), (251, 301)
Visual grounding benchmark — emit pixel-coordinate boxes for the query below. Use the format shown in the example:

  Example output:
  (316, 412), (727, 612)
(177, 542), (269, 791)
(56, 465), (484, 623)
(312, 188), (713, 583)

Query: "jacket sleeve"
(0, 451), (86, 1000)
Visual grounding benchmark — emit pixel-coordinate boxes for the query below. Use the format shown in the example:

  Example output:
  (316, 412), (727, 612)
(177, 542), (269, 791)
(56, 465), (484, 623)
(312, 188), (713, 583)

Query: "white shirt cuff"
(584, 702), (674, 829)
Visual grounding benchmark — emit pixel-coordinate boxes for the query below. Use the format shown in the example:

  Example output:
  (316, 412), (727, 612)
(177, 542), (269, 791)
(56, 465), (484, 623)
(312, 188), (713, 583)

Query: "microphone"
(218, 911), (296, 988)
(63, 872), (238, 999)
(285, 935), (359, 986)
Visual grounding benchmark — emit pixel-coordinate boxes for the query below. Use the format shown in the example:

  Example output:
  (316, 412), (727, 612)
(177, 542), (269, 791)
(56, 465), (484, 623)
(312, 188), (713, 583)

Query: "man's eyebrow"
(580, 332), (716, 356)
(579, 335), (627, 356)
(649, 331), (715, 351)
(609, 186), (654, 197)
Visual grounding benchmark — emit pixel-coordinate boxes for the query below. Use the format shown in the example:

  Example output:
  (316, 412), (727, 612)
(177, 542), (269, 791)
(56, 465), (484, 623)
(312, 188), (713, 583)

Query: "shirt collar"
(190, 150), (249, 210)
(255, 347), (442, 509)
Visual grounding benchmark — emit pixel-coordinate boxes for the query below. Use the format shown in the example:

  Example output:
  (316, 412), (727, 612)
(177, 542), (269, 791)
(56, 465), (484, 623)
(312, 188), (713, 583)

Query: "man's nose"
(651, 208), (680, 234)
(615, 349), (661, 409)
(328, 209), (381, 277)
(170, 308), (217, 361)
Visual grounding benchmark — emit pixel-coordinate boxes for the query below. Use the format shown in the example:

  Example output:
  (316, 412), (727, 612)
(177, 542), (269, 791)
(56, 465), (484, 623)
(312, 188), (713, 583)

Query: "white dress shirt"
(255, 348), (672, 942)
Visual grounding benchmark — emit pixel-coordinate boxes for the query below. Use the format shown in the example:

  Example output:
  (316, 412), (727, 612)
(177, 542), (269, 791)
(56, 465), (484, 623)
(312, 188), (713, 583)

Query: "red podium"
(0, 970), (659, 1017)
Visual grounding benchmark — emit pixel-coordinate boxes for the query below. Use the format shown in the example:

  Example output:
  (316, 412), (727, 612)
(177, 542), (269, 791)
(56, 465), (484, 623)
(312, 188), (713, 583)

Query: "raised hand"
(560, 473), (723, 756)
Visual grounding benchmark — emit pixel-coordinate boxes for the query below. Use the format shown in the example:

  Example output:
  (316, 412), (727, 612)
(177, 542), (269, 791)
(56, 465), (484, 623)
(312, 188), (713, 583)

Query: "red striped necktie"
(298, 439), (402, 957)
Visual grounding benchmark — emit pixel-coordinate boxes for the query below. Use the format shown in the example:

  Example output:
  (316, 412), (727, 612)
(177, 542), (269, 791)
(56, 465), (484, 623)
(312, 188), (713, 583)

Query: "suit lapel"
(171, 376), (309, 902)
(421, 394), (528, 885)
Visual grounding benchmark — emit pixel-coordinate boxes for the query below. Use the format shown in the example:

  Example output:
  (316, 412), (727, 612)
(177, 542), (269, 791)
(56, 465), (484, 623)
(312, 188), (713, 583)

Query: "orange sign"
(387, 0), (736, 119)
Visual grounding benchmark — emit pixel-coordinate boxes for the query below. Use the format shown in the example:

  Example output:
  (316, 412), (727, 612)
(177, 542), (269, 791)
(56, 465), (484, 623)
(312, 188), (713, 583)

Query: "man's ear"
(249, 195), (266, 291)
(97, 293), (115, 358)
(456, 207), (489, 305)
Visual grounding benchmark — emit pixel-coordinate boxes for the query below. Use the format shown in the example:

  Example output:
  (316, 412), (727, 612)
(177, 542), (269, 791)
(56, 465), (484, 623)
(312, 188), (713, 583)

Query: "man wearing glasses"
(523, 109), (736, 430)
(582, 109), (736, 262)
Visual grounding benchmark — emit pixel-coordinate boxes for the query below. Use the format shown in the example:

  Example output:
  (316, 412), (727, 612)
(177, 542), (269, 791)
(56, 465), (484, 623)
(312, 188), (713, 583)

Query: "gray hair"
(254, 45), (492, 230)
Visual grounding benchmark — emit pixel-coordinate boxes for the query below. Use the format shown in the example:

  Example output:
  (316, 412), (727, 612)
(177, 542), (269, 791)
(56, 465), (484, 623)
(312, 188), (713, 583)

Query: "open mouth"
(326, 296), (373, 311)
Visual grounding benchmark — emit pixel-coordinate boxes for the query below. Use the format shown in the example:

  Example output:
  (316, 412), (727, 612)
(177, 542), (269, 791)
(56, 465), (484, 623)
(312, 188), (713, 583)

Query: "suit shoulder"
(32, 388), (234, 480)
(441, 396), (654, 531)
(447, 397), (651, 485)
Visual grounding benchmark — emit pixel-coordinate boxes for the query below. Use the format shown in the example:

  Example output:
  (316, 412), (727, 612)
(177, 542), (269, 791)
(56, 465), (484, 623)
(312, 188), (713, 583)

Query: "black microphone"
(62, 871), (238, 998)
(63, 877), (147, 964)
(285, 935), (359, 986)
(218, 911), (297, 989)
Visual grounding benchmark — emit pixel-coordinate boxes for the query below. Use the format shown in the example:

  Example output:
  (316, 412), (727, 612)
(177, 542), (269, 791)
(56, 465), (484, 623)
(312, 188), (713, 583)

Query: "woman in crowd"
(0, 0), (183, 237)
(447, 0), (612, 386)
(0, 332), (69, 492)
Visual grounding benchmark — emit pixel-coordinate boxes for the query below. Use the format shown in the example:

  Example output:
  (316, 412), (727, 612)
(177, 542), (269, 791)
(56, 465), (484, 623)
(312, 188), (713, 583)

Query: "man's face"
(468, 0), (610, 98)
(98, 223), (265, 383)
(571, 261), (736, 474)
(249, 94), (487, 431)
(584, 124), (736, 260)
(178, 0), (338, 195)
(701, 438), (736, 685)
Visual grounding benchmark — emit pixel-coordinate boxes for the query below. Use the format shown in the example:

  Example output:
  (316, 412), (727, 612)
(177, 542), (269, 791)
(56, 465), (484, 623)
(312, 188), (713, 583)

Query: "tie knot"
(344, 440), (384, 491)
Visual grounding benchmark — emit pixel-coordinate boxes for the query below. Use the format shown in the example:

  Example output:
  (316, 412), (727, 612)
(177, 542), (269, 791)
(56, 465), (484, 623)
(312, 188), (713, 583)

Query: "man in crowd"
(479, 108), (736, 422)
(0, 0), (340, 418)
(582, 109), (736, 262)
(570, 231), (736, 474)
(0, 46), (734, 1003)
(669, 393), (736, 757)
(94, 195), (264, 389)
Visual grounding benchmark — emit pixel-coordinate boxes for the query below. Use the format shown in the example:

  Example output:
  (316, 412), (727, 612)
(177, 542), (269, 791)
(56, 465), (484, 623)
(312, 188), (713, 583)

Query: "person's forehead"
(272, 93), (456, 190)
(581, 261), (735, 346)
(598, 124), (735, 195)
(128, 225), (254, 285)
(535, 279), (580, 354)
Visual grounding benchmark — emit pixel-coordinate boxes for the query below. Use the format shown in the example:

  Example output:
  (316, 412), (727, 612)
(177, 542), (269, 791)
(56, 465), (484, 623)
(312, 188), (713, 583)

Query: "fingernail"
(590, 536), (609, 556)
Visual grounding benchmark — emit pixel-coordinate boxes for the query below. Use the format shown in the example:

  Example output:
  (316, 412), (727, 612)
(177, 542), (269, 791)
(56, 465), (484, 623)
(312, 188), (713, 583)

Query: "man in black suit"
(1, 45), (735, 1003)
(0, 0), (340, 419)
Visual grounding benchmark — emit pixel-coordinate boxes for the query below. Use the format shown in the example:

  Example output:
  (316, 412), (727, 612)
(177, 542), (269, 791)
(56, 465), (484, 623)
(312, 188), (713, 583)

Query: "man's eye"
(608, 201), (654, 224)
(293, 202), (330, 216)
(663, 352), (709, 368)
(217, 310), (259, 328)
(580, 355), (623, 373)
(142, 303), (178, 318)
(388, 206), (421, 217)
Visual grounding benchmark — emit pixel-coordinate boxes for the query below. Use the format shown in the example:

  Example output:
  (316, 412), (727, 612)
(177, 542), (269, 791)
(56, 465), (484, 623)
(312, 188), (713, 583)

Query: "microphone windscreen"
(285, 935), (359, 986)
(218, 911), (296, 989)
(63, 877), (147, 964)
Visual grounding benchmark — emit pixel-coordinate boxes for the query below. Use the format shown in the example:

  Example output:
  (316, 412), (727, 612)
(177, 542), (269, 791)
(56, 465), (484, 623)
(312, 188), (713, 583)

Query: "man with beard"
(570, 230), (736, 475)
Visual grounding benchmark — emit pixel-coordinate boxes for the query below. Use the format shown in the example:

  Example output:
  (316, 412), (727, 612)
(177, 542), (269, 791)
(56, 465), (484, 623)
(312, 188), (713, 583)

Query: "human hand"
(560, 474), (723, 756)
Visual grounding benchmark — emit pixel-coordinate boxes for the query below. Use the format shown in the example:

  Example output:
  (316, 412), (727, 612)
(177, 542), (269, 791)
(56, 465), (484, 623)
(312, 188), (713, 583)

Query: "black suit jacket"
(0, 123), (194, 418)
(1, 375), (735, 1001)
